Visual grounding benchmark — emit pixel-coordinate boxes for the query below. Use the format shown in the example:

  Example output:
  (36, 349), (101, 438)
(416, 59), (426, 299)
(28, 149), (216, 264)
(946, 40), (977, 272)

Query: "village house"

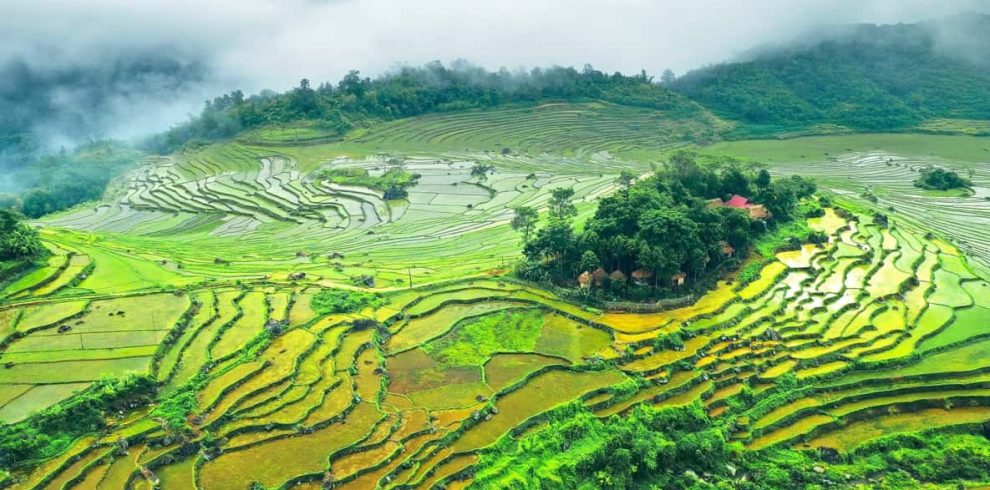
(708, 194), (772, 220)
(631, 268), (654, 286)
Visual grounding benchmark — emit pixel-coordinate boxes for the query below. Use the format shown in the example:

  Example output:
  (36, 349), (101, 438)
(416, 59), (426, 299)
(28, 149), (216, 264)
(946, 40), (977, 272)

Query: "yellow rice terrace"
(4, 29), (990, 488)
(4, 128), (990, 489)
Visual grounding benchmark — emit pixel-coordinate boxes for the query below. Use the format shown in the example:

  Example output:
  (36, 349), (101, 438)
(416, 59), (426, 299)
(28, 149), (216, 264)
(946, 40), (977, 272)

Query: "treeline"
(148, 61), (707, 153)
(671, 14), (990, 135)
(0, 375), (156, 469)
(0, 141), (143, 218)
(515, 151), (816, 300)
(470, 401), (990, 489)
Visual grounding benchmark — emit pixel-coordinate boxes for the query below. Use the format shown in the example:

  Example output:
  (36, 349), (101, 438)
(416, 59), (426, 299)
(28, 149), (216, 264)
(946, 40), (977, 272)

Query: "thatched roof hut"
(591, 267), (608, 286)
(631, 268), (654, 285)
(577, 271), (592, 289)
(609, 270), (627, 283)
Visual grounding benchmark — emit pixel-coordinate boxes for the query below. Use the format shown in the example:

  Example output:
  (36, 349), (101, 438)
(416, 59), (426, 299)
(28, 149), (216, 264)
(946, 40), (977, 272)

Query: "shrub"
(310, 288), (385, 315)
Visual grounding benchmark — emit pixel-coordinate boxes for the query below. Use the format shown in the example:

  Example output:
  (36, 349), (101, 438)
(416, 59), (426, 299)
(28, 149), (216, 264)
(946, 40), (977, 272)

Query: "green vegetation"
(672, 14), (990, 136)
(317, 164), (420, 199)
(4, 19), (990, 487)
(0, 375), (154, 468)
(422, 308), (544, 366)
(0, 209), (43, 263)
(310, 288), (385, 315)
(1, 141), (143, 218)
(519, 151), (815, 299)
(913, 166), (972, 191)
(150, 62), (712, 153)
(474, 402), (990, 489)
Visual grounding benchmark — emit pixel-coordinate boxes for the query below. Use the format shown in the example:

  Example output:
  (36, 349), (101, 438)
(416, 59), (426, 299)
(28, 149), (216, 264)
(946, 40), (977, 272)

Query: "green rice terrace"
(3, 104), (990, 489)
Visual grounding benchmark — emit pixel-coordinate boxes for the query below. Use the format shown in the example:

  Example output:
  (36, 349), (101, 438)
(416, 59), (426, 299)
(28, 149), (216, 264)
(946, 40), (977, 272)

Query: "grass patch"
(422, 308), (544, 367)
(310, 288), (386, 315)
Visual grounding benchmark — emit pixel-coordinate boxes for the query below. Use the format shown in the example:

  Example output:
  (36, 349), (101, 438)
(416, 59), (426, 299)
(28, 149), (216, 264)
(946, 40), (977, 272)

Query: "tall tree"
(549, 187), (577, 221)
(510, 206), (538, 243)
(618, 170), (637, 190)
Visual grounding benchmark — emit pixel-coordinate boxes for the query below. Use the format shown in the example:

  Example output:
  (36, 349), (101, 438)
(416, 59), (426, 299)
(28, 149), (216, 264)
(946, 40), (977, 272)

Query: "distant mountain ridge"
(670, 13), (990, 137)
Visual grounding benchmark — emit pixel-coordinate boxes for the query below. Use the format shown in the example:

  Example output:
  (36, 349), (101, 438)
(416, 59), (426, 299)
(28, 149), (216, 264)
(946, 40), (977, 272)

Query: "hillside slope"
(671, 14), (990, 137)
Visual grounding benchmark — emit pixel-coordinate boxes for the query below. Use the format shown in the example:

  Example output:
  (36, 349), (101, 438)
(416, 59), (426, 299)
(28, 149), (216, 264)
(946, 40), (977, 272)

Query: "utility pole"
(408, 268), (413, 289)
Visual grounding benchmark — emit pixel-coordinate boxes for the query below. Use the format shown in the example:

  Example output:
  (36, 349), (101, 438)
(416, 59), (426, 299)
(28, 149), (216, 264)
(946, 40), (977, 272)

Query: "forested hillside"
(150, 62), (715, 152)
(671, 14), (990, 136)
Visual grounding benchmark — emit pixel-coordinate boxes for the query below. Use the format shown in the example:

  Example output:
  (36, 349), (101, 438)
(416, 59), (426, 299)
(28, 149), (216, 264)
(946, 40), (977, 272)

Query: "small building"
(591, 267), (608, 286)
(577, 271), (592, 289)
(631, 268), (654, 286)
(724, 194), (751, 208)
(719, 241), (735, 257)
(671, 271), (687, 287)
(709, 194), (772, 221)
(609, 270), (627, 284)
(747, 204), (771, 220)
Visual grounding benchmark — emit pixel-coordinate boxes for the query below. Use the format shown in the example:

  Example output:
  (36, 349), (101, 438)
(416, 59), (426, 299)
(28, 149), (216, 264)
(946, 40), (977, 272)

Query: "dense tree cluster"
(517, 152), (815, 298)
(672, 14), (990, 135)
(913, 166), (972, 191)
(0, 209), (43, 263)
(0, 141), (142, 218)
(0, 375), (155, 468)
(148, 62), (705, 153)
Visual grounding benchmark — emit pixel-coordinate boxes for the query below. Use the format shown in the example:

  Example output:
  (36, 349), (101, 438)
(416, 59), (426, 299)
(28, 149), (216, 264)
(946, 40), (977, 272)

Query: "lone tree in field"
(511, 206), (538, 243)
(549, 187), (577, 220)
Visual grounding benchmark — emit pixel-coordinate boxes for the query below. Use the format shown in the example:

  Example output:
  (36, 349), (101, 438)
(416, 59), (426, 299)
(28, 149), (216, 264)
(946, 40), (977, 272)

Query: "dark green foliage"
(672, 15), (990, 135)
(0, 375), (156, 469)
(152, 374), (207, 432)
(753, 219), (815, 257)
(472, 402), (735, 489)
(653, 331), (685, 351)
(472, 402), (990, 489)
(510, 206), (539, 243)
(147, 62), (706, 153)
(521, 151), (815, 297)
(913, 166), (972, 191)
(0, 209), (43, 262)
(310, 288), (385, 315)
(316, 166), (420, 199)
(4, 141), (143, 218)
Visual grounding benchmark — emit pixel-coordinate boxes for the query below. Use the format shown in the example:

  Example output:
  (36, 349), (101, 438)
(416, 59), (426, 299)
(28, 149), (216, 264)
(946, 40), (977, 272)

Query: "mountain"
(670, 13), (990, 137)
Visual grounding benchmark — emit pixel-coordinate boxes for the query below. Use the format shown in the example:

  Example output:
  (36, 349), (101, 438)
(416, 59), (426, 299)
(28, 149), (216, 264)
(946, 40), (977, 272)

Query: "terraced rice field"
(701, 134), (990, 276)
(4, 121), (990, 488)
(5, 197), (990, 488)
(37, 141), (622, 290)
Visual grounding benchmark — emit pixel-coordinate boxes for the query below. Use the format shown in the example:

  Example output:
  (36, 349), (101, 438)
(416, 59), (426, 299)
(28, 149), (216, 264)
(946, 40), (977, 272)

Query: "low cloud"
(1, 0), (988, 148)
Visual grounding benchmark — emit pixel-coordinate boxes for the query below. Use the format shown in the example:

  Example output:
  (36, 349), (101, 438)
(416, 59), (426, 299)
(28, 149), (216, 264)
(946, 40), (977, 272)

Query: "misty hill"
(670, 14), (990, 137)
(150, 62), (720, 152)
(0, 54), (205, 184)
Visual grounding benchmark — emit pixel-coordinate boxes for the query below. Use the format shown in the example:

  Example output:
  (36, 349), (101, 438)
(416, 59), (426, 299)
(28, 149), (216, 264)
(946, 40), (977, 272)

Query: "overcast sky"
(2, 0), (989, 141)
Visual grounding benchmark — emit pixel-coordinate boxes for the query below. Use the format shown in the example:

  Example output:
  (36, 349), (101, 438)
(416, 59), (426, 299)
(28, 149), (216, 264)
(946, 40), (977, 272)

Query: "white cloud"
(1, 0), (988, 141)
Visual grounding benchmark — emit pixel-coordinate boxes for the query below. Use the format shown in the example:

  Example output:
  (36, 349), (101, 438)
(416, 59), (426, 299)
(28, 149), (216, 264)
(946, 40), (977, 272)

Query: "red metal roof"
(725, 194), (750, 208)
